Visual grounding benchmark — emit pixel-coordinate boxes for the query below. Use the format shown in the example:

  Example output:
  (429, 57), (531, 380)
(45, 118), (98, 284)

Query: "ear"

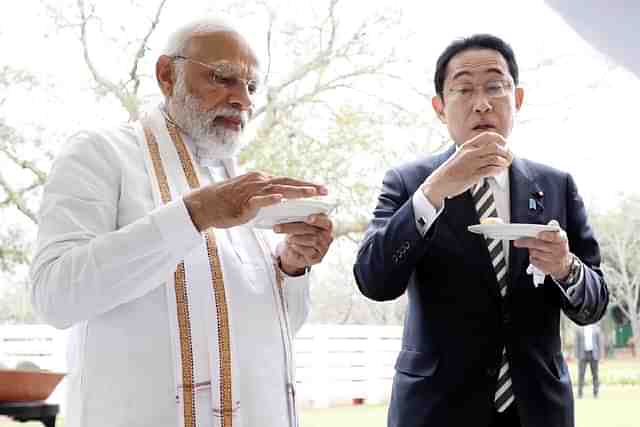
(515, 87), (524, 111)
(432, 95), (447, 123)
(156, 55), (175, 98)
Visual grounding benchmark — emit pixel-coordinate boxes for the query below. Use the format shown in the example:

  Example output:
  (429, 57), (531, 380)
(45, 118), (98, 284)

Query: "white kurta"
(30, 124), (311, 427)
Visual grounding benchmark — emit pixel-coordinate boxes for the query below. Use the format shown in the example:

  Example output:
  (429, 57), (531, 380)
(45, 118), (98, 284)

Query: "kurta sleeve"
(30, 130), (202, 329)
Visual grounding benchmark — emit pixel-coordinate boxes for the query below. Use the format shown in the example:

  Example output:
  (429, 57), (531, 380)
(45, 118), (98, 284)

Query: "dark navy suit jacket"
(353, 146), (608, 427)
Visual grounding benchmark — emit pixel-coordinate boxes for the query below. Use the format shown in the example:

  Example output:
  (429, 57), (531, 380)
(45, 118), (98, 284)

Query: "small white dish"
(467, 223), (560, 240)
(251, 198), (337, 229)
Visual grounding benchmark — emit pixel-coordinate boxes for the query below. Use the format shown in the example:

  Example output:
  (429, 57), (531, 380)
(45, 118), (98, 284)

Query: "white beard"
(169, 70), (249, 160)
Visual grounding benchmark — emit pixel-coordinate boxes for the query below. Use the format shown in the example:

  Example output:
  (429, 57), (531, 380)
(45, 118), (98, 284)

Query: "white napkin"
(524, 220), (563, 287)
(526, 264), (546, 287)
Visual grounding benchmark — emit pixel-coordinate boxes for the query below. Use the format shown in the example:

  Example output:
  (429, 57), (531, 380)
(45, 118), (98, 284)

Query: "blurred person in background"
(575, 322), (604, 398)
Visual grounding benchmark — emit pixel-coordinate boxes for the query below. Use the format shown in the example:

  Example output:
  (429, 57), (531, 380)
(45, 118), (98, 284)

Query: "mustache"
(206, 106), (249, 129)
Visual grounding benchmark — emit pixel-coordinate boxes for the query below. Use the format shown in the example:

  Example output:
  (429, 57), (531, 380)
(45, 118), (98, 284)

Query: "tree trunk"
(630, 315), (640, 358)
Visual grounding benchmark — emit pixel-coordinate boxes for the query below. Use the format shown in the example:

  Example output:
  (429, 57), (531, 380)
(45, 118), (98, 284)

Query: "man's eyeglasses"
(446, 79), (514, 102)
(172, 55), (261, 96)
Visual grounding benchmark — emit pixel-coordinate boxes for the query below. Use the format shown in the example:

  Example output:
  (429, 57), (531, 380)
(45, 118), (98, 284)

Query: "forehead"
(184, 30), (260, 76)
(445, 49), (509, 82)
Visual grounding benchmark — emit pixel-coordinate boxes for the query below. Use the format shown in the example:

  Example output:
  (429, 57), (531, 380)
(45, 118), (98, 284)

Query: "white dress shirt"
(30, 125), (310, 427)
(584, 324), (595, 351)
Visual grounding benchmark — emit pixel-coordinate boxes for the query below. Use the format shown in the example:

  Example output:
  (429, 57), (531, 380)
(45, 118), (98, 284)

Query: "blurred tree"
(0, 278), (37, 324)
(591, 194), (640, 356)
(0, 65), (51, 272)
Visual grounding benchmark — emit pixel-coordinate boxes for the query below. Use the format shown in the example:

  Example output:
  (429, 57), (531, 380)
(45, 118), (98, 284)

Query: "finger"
(287, 232), (331, 249)
(284, 244), (310, 267)
(296, 244), (326, 265)
(536, 230), (567, 243)
(513, 238), (555, 253)
(463, 131), (504, 148)
(247, 194), (283, 210)
(267, 177), (329, 195)
(287, 243), (315, 266)
(304, 214), (333, 231)
(287, 235), (320, 249)
(528, 257), (550, 274)
(478, 154), (512, 169)
(529, 248), (559, 266)
(259, 184), (320, 199)
(529, 248), (559, 264)
(274, 222), (320, 234)
(484, 131), (508, 146)
(476, 143), (512, 163)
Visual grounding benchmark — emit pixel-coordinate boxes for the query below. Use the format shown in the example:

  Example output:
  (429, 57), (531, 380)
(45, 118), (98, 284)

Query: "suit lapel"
(442, 185), (503, 300)
(508, 158), (546, 288)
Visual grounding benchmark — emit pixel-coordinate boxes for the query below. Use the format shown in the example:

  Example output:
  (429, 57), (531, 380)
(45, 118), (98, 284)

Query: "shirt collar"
(492, 169), (508, 189)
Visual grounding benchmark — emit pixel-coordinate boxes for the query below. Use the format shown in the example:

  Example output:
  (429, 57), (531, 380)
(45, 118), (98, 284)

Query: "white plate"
(467, 223), (560, 240)
(251, 198), (337, 229)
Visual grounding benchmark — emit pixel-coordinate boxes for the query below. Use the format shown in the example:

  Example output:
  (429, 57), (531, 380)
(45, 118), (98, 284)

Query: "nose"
(472, 91), (493, 113)
(228, 82), (254, 113)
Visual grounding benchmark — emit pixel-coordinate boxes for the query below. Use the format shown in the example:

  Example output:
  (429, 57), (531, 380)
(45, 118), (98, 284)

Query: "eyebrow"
(450, 67), (506, 82)
(204, 61), (261, 81)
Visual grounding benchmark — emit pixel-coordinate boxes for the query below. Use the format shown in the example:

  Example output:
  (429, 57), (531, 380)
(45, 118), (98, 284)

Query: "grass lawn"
(3, 387), (634, 427)
(300, 386), (639, 427)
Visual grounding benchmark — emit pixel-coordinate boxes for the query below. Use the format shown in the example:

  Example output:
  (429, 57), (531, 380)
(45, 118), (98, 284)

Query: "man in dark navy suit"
(353, 34), (608, 427)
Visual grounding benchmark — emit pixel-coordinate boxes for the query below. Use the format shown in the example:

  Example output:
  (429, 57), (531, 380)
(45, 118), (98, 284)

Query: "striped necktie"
(472, 179), (515, 412)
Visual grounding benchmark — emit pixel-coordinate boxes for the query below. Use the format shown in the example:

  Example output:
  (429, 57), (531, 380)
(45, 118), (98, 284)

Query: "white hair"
(163, 18), (236, 57)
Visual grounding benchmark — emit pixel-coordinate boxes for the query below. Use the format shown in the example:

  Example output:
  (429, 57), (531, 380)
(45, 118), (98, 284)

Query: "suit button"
(487, 367), (497, 378)
(503, 313), (511, 326)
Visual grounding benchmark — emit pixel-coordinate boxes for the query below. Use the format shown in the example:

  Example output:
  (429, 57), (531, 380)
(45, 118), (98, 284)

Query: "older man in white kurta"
(30, 20), (333, 427)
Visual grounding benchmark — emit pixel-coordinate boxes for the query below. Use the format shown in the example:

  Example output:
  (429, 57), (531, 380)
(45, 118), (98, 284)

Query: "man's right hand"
(420, 132), (513, 209)
(183, 172), (328, 231)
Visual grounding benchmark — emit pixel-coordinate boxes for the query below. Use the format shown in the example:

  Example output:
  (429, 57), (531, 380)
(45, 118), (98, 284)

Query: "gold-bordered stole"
(166, 123), (234, 427)
(143, 125), (197, 427)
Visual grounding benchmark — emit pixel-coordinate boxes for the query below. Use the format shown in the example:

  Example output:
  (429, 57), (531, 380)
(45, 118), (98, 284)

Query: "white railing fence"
(0, 324), (402, 410)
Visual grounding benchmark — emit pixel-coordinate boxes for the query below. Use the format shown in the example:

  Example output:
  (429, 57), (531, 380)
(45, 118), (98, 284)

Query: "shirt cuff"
(282, 265), (311, 301)
(283, 268), (311, 282)
(412, 189), (445, 236)
(553, 263), (586, 306)
(150, 199), (203, 260)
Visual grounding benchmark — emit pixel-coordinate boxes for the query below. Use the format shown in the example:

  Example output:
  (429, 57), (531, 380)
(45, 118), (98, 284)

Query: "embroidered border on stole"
(166, 123), (234, 427)
(146, 119), (291, 427)
(143, 126), (197, 427)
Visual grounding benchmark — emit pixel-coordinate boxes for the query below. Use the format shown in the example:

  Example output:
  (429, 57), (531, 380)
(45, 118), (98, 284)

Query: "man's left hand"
(513, 223), (572, 281)
(274, 214), (334, 276)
